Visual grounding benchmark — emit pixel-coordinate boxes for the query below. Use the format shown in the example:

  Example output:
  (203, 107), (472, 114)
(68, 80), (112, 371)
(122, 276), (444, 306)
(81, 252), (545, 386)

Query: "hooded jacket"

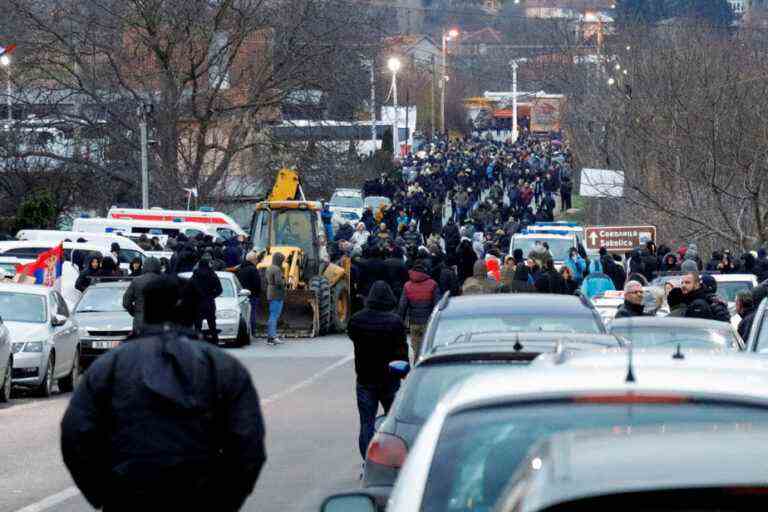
(190, 261), (223, 315)
(580, 260), (616, 299)
(683, 287), (714, 320)
(122, 257), (163, 333)
(462, 260), (498, 295)
(398, 268), (439, 325)
(265, 253), (286, 301)
(347, 281), (409, 385)
(75, 254), (102, 292)
(61, 328), (266, 512)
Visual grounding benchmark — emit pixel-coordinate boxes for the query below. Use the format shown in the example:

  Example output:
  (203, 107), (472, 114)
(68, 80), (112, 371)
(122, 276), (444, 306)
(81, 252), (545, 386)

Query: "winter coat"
(615, 301), (645, 318)
(236, 260), (262, 297)
(683, 288), (714, 320)
(223, 239), (243, 268)
(403, 227), (423, 248)
(581, 272), (616, 299)
(382, 257), (409, 300)
(347, 282), (409, 386)
(462, 260), (498, 295)
(75, 254), (103, 292)
(738, 307), (757, 341)
(535, 269), (567, 294)
(265, 253), (286, 301)
(122, 258), (163, 333)
(398, 270), (439, 326)
(60, 328), (266, 512)
(564, 255), (586, 284)
(456, 239), (478, 283)
(435, 262), (460, 297)
(190, 262), (223, 316)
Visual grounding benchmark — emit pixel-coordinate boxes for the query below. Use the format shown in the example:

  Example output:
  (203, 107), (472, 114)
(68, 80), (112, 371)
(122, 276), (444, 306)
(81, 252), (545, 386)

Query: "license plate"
(91, 341), (119, 349)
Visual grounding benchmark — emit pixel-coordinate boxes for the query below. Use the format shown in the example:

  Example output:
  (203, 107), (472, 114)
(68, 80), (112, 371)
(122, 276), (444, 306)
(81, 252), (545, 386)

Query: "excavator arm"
(268, 168), (305, 201)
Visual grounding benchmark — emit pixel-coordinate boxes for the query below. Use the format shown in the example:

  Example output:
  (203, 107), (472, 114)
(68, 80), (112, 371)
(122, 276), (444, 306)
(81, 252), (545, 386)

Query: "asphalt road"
(0, 335), (361, 512)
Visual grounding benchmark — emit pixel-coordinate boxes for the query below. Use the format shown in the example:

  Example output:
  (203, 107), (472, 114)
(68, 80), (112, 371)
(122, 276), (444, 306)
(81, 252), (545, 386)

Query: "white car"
(178, 271), (251, 346)
(0, 316), (11, 402)
(1, 283), (80, 397)
(329, 188), (364, 225)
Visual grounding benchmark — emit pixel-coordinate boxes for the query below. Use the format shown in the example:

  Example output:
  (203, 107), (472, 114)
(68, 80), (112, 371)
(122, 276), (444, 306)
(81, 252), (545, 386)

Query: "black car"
(361, 331), (622, 507)
(420, 293), (607, 358)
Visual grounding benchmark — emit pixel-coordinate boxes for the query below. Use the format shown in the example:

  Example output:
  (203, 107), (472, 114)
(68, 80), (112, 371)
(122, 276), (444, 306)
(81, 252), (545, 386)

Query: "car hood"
(74, 311), (133, 332)
(215, 297), (239, 312)
(5, 322), (50, 343)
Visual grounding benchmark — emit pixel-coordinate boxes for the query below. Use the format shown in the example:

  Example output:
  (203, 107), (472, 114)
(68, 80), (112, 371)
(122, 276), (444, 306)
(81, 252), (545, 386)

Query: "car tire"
(58, 349), (80, 393)
(309, 276), (332, 335)
(330, 281), (350, 333)
(0, 356), (11, 403)
(236, 319), (250, 348)
(36, 353), (55, 398)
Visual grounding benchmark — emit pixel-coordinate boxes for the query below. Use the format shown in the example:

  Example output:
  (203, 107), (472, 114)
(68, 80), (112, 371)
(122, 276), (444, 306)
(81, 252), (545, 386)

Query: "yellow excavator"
(248, 168), (351, 337)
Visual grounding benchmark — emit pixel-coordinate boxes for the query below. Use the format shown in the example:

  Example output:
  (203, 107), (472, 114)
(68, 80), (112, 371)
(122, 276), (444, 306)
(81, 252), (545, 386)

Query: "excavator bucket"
(252, 289), (319, 338)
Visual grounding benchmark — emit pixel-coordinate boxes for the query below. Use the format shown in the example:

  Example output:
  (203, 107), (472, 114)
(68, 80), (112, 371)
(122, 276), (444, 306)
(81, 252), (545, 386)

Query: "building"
(382, 35), (440, 67)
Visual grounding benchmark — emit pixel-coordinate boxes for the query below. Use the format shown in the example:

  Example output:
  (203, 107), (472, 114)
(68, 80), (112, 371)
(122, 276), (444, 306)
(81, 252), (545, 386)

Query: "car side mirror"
(52, 314), (67, 327)
(320, 493), (377, 512)
(239, 289), (251, 297)
(388, 360), (410, 378)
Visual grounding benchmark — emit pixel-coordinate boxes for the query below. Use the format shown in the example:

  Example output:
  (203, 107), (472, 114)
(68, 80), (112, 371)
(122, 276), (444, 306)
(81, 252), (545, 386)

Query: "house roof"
(461, 27), (503, 45)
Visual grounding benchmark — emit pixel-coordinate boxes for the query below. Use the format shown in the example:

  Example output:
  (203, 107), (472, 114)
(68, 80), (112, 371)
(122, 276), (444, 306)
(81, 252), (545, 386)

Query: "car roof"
(440, 294), (595, 317)
(506, 427), (768, 512)
(513, 233), (574, 240)
(0, 282), (53, 296)
(440, 350), (768, 416)
(712, 273), (757, 283)
(608, 316), (734, 331)
(88, 281), (131, 289)
(178, 271), (235, 280)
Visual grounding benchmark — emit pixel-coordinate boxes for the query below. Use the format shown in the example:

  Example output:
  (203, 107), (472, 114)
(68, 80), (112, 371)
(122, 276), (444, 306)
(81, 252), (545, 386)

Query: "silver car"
(321, 350), (768, 512)
(608, 316), (744, 351)
(73, 281), (133, 370)
(0, 315), (11, 402)
(1, 283), (80, 397)
(179, 271), (251, 346)
(497, 427), (768, 511)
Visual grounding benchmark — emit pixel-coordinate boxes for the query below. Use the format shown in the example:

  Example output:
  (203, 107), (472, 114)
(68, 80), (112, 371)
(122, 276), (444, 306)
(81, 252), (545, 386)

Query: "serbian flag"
(14, 243), (64, 289)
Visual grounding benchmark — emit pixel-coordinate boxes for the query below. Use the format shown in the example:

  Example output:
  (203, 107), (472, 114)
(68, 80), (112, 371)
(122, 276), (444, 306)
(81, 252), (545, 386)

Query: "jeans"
(268, 299), (284, 338)
(248, 296), (260, 333)
(356, 381), (400, 459)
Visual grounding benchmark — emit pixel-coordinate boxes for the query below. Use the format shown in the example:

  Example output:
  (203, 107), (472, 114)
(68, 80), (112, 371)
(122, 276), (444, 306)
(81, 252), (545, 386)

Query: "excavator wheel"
(309, 276), (332, 335)
(330, 281), (350, 333)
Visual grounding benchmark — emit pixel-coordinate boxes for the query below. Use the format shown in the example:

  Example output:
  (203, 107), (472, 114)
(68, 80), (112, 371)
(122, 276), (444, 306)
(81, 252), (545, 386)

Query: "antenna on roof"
(554, 338), (566, 364)
(625, 344), (636, 383)
(672, 343), (685, 360)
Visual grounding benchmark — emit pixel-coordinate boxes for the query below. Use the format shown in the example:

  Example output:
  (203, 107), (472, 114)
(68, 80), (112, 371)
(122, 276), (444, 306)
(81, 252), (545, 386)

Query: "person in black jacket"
(75, 254), (102, 292)
(61, 276), (266, 512)
(236, 256), (262, 336)
(736, 290), (756, 341)
(191, 256), (223, 344)
(615, 280), (646, 318)
(347, 281), (408, 460)
(681, 272), (714, 320)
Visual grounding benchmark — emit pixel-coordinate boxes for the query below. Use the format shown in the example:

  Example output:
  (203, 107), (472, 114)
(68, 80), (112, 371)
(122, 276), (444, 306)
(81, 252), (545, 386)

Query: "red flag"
(14, 243), (64, 289)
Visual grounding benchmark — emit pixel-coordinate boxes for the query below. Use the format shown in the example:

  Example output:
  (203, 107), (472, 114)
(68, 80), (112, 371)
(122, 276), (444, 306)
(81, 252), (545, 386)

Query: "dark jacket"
(236, 260), (262, 297)
(534, 269), (566, 294)
(60, 328), (266, 511)
(462, 260), (497, 295)
(265, 253), (286, 301)
(615, 300), (645, 318)
(382, 256), (409, 300)
(738, 306), (756, 341)
(398, 269), (439, 326)
(224, 239), (243, 268)
(190, 261), (223, 316)
(122, 258), (163, 333)
(683, 288), (714, 320)
(75, 254), (102, 292)
(347, 282), (408, 386)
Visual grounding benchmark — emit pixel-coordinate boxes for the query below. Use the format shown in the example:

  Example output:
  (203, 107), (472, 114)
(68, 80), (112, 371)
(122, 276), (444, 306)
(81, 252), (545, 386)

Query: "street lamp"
(1, 55), (11, 124)
(441, 27), (459, 135)
(509, 58), (526, 143)
(388, 57), (401, 158)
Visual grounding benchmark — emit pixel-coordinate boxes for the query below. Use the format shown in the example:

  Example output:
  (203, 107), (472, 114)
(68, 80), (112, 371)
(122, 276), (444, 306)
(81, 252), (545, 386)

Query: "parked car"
(1, 283), (80, 396)
(329, 188), (365, 224)
(0, 316), (11, 402)
(362, 332), (623, 506)
(608, 316), (744, 351)
(496, 427), (768, 511)
(178, 271), (251, 347)
(322, 350), (768, 512)
(421, 294), (606, 358)
(73, 280), (133, 370)
(746, 295), (768, 353)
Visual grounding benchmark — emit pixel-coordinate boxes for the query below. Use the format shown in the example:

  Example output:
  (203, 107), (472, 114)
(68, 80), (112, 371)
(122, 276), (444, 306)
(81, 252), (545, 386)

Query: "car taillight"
(573, 394), (688, 404)
(366, 432), (408, 468)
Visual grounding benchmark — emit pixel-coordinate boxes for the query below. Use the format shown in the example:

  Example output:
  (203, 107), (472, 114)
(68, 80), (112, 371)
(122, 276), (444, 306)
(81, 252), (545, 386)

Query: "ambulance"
(107, 207), (245, 238)
(72, 217), (221, 240)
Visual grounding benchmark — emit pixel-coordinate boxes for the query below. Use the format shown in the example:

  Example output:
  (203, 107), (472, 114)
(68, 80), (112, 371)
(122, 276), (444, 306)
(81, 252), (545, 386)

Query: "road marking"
(12, 353), (353, 512)
(12, 486), (79, 512)
(262, 353), (353, 406)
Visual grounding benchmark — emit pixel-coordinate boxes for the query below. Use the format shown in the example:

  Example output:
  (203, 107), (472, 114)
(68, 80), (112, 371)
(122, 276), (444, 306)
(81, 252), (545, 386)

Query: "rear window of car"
(433, 314), (603, 346)
(610, 325), (739, 350)
(421, 402), (768, 512)
(715, 280), (753, 303)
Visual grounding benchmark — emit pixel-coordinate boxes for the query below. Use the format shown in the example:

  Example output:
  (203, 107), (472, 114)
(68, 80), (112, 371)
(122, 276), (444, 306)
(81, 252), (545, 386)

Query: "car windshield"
(421, 402), (768, 512)
(272, 210), (315, 256)
(330, 195), (363, 209)
(610, 325), (738, 350)
(433, 315), (602, 347)
(0, 292), (46, 323)
(76, 287), (128, 313)
(397, 363), (526, 424)
(715, 280), (753, 303)
(511, 238), (574, 261)
(219, 278), (236, 298)
(364, 197), (390, 210)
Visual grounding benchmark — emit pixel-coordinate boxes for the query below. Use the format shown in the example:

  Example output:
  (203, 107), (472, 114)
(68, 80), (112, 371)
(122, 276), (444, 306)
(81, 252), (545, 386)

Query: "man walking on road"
(237, 254), (263, 336)
(266, 252), (286, 345)
(61, 276), (266, 512)
(122, 257), (162, 335)
(348, 281), (408, 461)
(398, 262), (439, 363)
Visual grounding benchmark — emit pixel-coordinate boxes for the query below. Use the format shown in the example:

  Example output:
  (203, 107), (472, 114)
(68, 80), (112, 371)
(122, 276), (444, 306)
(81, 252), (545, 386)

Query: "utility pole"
(430, 54), (436, 138)
(511, 60), (519, 142)
(441, 28), (459, 135)
(366, 58), (376, 154)
(137, 104), (152, 209)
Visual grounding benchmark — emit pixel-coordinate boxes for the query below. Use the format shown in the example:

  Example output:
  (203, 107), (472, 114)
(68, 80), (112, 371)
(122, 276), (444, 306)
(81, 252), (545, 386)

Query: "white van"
(0, 240), (146, 271)
(72, 217), (219, 240)
(107, 207), (245, 238)
(16, 230), (144, 253)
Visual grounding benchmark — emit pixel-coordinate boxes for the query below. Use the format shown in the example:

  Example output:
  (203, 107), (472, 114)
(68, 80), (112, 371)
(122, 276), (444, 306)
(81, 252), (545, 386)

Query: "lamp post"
(1, 55), (11, 125)
(441, 28), (459, 135)
(137, 103), (153, 209)
(388, 57), (401, 159)
(510, 60), (519, 143)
